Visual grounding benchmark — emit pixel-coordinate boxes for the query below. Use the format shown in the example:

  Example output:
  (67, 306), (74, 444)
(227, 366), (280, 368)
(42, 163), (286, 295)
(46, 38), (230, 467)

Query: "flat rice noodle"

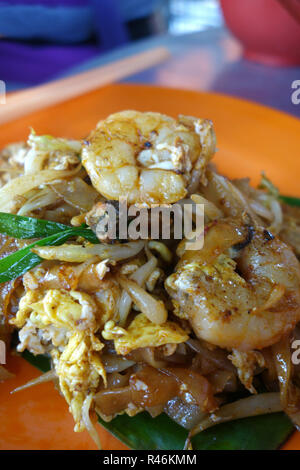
(102, 354), (135, 373)
(51, 178), (99, 212)
(272, 336), (300, 429)
(191, 193), (222, 220)
(0, 233), (21, 259)
(0, 166), (81, 212)
(95, 386), (132, 416)
(206, 369), (238, 394)
(95, 365), (182, 417)
(190, 392), (282, 437)
(127, 347), (167, 369)
(106, 372), (131, 388)
(95, 364), (218, 419)
(17, 187), (59, 216)
(130, 365), (180, 408)
(161, 367), (217, 413)
(186, 338), (235, 372)
(178, 218), (246, 265)
(43, 203), (79, 224)
(23, 148), (48, 175)
(201, 170), (260, 223)
(165, 396), (205, 430)
(146, 404), (165, 418)
(33, 240), (145, 263)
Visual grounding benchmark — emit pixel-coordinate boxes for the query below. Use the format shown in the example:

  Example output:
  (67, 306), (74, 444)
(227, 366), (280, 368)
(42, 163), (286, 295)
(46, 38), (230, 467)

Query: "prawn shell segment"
(81, 110), (216, 204)
(166, 220), (300, 351)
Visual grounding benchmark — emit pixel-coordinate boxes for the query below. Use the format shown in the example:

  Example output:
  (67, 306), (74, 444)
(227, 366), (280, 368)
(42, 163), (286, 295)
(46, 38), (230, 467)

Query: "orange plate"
(0, 84), (299, 450)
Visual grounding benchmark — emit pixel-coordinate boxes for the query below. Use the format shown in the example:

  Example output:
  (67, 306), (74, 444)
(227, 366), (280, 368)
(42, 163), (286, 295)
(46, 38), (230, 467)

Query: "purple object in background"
(0, 41), (100, 84)
(0, 0), (98, 85)
(91, 0), (129, 50)
(1, 0), (88, 4)
(0, 0), (142, 86)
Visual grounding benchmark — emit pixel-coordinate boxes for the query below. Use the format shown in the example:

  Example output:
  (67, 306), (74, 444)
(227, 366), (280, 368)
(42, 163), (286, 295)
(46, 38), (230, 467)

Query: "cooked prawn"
(82, 110), (216, 204)
(165, 219), (300, 351)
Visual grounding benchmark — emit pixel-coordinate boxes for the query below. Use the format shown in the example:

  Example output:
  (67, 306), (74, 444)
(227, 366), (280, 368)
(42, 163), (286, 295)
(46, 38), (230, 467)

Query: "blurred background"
(168, 0), (223, 34)
(0, 0), (225, 89)
(0, 0), (300, 116)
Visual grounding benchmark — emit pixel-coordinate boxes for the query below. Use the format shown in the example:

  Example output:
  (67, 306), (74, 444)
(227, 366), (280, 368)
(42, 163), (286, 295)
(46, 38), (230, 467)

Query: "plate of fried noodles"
(1, 84), (300, 450)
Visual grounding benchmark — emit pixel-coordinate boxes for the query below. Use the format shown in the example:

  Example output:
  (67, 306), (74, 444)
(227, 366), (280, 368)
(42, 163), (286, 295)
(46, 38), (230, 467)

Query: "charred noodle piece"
(189, 393), (282, 437)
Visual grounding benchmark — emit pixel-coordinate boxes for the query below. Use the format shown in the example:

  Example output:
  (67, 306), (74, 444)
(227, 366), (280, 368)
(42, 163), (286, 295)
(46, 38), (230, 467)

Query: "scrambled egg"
(11, 287), (188, 431)
(10, 288), (106, 431)
(102, 313), (188, 355)
(166, 254), (246, 322)
(228, 349), (265, 394)
(12, 289), (98, 333)
(51, 330), (105, 432)
(200, 254), (246, 285)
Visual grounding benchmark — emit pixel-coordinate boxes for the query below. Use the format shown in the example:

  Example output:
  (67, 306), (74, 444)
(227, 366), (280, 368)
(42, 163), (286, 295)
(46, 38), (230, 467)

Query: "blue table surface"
(64, 26), (300, 119)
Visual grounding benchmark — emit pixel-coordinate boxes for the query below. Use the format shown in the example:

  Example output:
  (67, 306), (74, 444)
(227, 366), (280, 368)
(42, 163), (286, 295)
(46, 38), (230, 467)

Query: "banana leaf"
(22, 349), (294, 450)
(0, 213), (99, 282)
(280, 196), (300, 207)
(0, 231), (75, 283)
(0, 212), (98, 242)
(0, 228), (100, 283)
(17, 196), (300, 449)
